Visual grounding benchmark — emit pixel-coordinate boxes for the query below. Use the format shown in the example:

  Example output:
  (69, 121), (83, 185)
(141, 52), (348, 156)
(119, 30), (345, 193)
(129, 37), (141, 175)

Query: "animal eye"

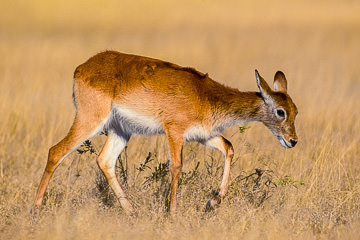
(276, 109), (285, 118)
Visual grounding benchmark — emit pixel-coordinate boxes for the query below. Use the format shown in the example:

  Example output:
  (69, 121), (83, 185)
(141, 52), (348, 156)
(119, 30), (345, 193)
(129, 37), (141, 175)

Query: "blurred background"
(1, 0), (359, 123)
(1, 0), (360, 239)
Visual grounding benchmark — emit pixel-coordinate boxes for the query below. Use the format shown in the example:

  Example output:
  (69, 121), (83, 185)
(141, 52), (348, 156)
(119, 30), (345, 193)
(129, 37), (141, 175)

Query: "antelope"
(33, 50), (298, 216)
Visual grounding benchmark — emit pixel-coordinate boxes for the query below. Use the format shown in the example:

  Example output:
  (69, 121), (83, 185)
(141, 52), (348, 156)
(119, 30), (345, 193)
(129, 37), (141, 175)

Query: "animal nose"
(290, 138), (297, 147)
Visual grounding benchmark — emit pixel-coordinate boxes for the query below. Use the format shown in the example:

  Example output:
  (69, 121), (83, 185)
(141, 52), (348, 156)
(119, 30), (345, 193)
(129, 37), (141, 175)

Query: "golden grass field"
(1, 0), (360, 239)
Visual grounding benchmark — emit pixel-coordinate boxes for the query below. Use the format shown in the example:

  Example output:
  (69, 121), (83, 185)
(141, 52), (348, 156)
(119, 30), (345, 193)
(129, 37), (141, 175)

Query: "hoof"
(30, 206), (41, 222)
(205, 199), (215, 212)
(126, 208), (138, 218)
(205, 192), (221, 212)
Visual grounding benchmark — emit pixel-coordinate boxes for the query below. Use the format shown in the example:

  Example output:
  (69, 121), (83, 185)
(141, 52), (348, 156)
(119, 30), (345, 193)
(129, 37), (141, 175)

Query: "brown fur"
(33, 50), (298, 217)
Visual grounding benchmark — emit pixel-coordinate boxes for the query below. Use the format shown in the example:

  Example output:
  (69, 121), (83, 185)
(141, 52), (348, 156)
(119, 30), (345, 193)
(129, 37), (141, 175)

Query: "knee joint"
(222, 138), (234, 159)
(227, 145), (234, 159)
(97, 156), (111, 171)
(170, 163), (181, 177)
(46, 146), (62, 172)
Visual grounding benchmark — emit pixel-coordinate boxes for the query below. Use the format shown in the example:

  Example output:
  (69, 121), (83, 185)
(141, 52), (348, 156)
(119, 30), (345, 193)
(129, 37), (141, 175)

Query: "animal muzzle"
(278, 136), (298, 148)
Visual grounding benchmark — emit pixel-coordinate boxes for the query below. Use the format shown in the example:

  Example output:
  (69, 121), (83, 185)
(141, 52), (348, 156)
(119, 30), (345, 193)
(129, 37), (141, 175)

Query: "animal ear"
(255, 69), (273, 103)
(274, 71), (287, 92)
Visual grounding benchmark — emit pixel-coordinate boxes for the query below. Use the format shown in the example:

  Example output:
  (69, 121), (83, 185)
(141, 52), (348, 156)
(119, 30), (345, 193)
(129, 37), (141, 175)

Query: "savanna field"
(1, 0), (360, 239)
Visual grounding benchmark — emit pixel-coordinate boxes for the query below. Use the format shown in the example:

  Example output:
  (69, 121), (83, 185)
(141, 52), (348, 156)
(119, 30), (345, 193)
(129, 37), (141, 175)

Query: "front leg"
(166, 131), (184, 217)
(204, 136), (234, 211)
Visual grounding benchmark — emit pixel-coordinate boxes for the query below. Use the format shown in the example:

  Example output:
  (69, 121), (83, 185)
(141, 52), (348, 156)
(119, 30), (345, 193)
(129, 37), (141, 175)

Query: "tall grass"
(1, 0), (360, 239)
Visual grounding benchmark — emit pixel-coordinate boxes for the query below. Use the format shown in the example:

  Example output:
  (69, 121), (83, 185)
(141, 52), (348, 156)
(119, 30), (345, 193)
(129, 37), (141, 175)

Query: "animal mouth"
(277, 136), (292, 148)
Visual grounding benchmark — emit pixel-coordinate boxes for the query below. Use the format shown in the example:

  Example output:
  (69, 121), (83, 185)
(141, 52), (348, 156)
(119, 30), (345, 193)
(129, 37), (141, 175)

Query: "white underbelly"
(184, 125), (220, 142)
(107, 106), (165, 136)
(106, 106), (223, 142)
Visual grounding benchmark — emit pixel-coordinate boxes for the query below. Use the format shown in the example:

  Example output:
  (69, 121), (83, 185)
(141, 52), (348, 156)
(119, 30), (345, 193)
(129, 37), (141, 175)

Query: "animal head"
(255, 70), (298, 148)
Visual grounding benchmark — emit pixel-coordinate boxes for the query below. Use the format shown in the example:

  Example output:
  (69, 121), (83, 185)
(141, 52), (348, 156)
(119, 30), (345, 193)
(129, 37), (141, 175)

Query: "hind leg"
(97, 131), (133, 214)
(33, 111), (106, 214)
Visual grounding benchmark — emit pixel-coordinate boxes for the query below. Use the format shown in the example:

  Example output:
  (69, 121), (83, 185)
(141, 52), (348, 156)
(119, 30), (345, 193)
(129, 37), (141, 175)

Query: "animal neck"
(210, 86), (266, 128)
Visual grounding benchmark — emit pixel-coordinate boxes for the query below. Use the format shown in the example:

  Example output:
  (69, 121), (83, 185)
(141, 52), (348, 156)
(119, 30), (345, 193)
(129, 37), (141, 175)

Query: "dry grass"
(1, 0), (360, 239)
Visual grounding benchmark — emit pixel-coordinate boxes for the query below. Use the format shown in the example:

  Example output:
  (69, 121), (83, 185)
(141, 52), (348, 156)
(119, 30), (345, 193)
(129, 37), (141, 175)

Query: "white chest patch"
(107, 106), (164, 136)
